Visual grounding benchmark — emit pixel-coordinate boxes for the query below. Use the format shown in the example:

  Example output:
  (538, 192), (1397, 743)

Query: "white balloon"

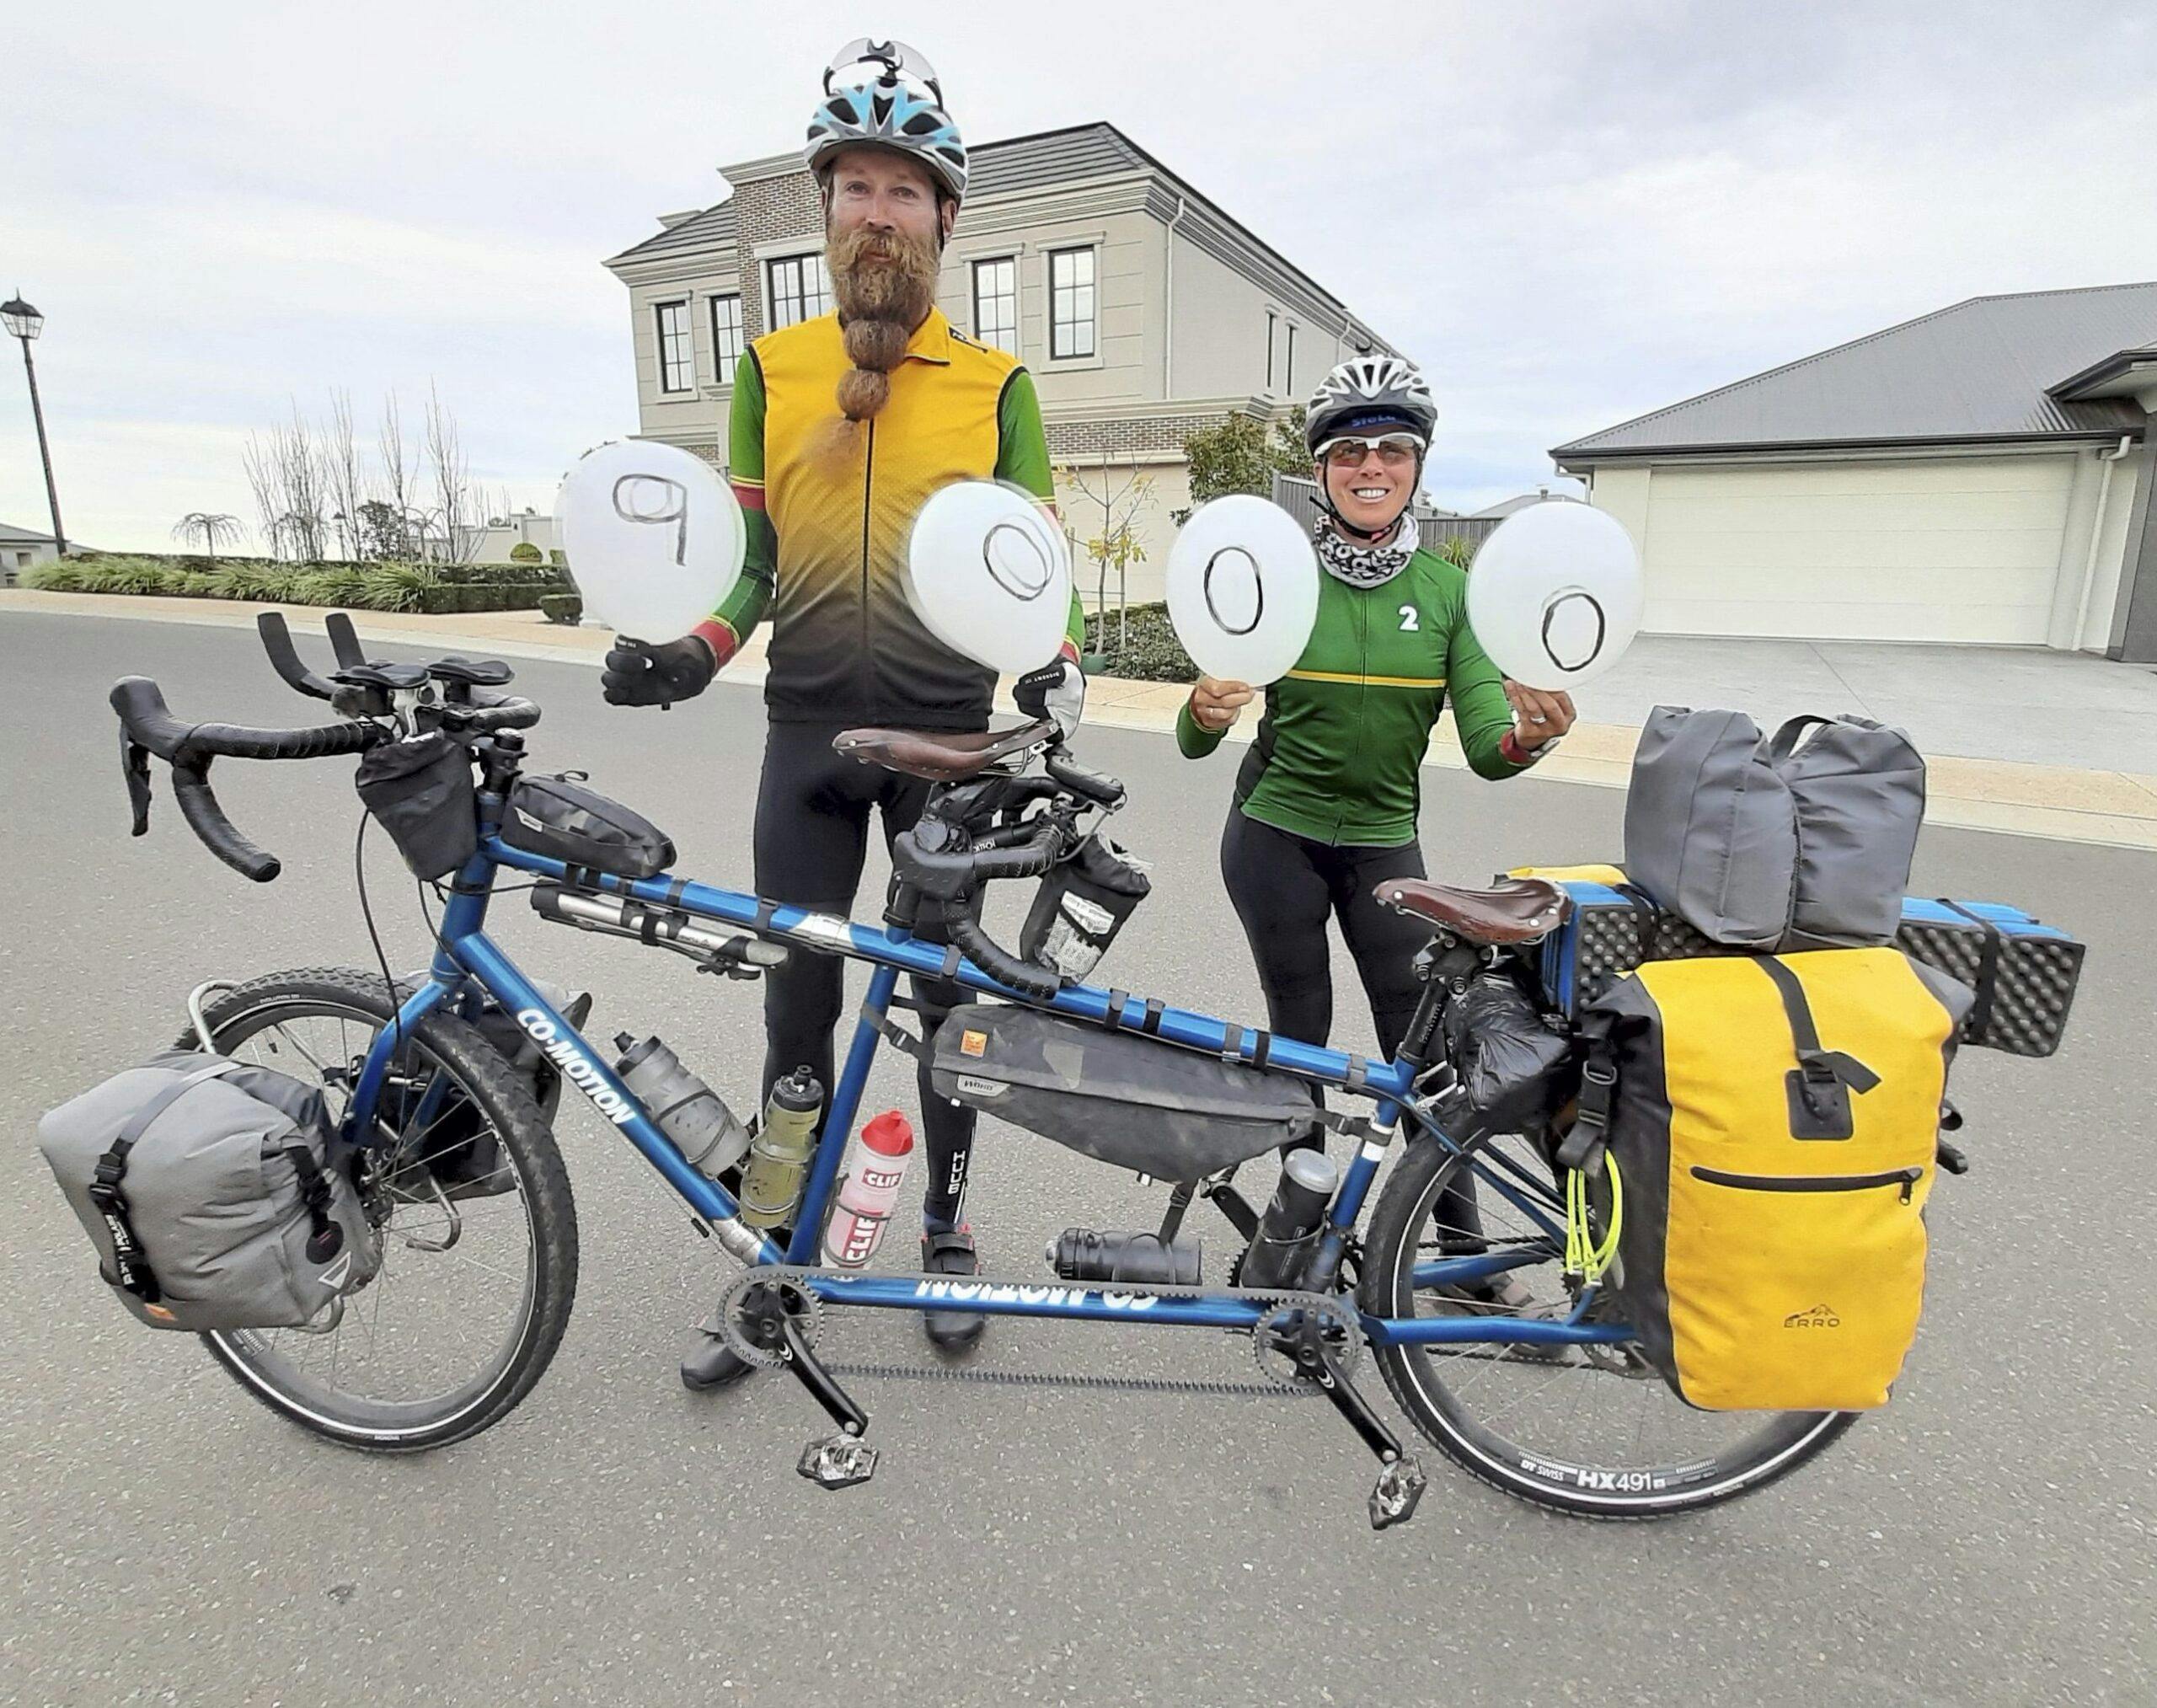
(556, 441), (745, 640)
(1165, 495), (1319, 685)
(905, 480), (1073, 673)
(1465, 501), (1644, 690)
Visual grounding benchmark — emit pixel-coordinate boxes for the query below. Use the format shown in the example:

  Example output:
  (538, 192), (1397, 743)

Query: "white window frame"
(654, 298), (693, 394)
(709, 292), (745, 376)
(1046, 245), (1098, 362)
(971, 254), (1020, 354)
(765, 252), (831, 330)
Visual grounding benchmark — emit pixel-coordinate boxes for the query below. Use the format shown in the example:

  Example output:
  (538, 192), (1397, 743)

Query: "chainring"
(715, 1269), (827, 1369)
(1251, 1294), (1365, 1390)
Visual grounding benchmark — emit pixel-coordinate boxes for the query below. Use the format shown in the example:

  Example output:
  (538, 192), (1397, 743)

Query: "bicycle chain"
(723, 1265), (1362, 1400)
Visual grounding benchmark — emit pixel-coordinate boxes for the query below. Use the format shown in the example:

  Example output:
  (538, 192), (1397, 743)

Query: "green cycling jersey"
(1175, 545), (1533, 846)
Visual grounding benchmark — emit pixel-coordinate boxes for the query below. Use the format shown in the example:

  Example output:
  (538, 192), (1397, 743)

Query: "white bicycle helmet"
(806, 39), (968, 204)
(1305, 356), (1437, 455)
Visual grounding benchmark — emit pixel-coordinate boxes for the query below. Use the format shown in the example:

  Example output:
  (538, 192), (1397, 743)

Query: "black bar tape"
(1142, 998), (1164, 1036)
(1250, 1030), (1271, 1070)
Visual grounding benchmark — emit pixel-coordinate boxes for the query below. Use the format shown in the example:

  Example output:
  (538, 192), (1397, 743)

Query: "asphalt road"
(3, 610), (2150, 1708)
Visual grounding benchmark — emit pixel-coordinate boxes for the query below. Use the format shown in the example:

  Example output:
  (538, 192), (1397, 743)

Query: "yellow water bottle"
(739, 1066), (822, 1229)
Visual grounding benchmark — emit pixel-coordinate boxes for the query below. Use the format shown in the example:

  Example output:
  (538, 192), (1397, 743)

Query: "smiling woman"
(1177, 355), (1578, 1181)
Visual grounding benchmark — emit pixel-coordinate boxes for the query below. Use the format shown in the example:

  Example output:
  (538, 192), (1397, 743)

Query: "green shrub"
(27, 562), (85, 592)
(293, 569), (369, 607)
(77, 557), (175, 596)
(357, 562), (435, 613)
(1083, 602), (1196, 683)
(508, 541), (543, 564)
(540, 592), (583, 624)
(172, 570), (222, 597)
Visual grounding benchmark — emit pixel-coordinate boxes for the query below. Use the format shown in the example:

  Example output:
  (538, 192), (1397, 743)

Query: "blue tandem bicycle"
(106, 613), (1860, 1528)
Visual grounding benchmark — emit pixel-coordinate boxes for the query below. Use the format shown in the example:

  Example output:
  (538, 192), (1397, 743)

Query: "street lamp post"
(2, 294), (67, 558)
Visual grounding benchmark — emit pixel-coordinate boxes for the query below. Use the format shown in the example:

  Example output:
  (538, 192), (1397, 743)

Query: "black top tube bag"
(500, 773), (675, 880)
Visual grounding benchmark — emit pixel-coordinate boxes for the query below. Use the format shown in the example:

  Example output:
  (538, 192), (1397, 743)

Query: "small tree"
(1056, 453), (1155, 649)
(1175, 405), (1307, 523)
(508, 541), (543, 565)
(171, 512), (243, 562)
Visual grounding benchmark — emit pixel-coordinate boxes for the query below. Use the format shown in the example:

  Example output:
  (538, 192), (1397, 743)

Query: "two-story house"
(602, 122), (1398, 606)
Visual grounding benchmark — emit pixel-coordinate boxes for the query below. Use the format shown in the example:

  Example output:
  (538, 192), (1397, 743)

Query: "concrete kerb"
(8, 587), (2154, 853)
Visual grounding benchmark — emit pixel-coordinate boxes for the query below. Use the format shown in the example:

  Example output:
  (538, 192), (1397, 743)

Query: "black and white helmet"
(806, 39), (968, 203)
(1305, 356), (1437, 455)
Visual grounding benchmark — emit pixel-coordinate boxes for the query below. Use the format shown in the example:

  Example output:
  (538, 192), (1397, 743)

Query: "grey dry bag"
(38, 1051), (380, 1331)
(1624, 707), (1924, 951)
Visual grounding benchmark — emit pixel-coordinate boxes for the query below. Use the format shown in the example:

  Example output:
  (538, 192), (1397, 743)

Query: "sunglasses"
(1318, 435), (1422, 469)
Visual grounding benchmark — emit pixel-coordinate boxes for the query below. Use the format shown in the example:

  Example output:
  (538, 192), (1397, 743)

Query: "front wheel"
(184, 968), (580, 1452)
(1360, 1129), (1855, 1518)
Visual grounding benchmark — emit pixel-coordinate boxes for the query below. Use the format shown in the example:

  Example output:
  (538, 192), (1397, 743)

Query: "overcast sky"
(7, 1), (2154, 550)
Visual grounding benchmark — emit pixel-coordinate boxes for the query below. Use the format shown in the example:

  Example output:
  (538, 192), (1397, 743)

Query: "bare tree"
(324, 388), (367, 561)
(377, 393), (420, 556)
(171, 512), (244, 562)
(241, 435), (284, 557)
(243, 403), (330, 563)
(424, 383), (476, 565)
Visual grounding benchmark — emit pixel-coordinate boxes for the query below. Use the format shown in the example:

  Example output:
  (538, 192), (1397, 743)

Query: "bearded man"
(602, 41), (1087, 1384)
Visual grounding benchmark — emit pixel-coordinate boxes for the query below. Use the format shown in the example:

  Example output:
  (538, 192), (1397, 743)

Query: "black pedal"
(1048, 1228), (1201, 1287)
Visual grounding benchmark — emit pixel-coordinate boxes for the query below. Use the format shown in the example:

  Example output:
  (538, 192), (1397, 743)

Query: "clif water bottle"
(738, 1066), (823, 1229)
(820, 1110), (916, 1269)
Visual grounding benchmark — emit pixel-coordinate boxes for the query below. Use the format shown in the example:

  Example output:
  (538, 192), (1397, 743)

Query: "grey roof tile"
(1554, 280), (2157, 458)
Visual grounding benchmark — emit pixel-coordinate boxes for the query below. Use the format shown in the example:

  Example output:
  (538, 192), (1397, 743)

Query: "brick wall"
(1046, 411), (1232, 460)
(731, 168), (825, 339)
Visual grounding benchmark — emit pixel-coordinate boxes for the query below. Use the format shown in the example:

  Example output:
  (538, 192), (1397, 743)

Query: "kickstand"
(1295, 1316), (1427, 1531)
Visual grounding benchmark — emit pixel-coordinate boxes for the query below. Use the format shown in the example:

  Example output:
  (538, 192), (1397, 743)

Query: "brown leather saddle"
(1373, 875), (1571, 945)
(832, 718), (1057, 784)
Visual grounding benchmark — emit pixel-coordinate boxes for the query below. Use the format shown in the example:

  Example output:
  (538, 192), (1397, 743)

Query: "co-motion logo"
(1784, 1302), (1842, 1330)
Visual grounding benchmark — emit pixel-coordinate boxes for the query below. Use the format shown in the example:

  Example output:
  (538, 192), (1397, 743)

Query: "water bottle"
(739, 1066), (822, 1229)
(612, 1033), (751, 1178)
(820, 1110), (916, 1269)
(1238, 1148), (1340, 1289)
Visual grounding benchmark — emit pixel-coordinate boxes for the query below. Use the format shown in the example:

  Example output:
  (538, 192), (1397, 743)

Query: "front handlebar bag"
(930, 1003), (1322, 1178)
(500, 773), (675, 880)
(356, 731), (479, 880)
(37, 1051), (381, 1332)
(1020, 833), (1152, 981)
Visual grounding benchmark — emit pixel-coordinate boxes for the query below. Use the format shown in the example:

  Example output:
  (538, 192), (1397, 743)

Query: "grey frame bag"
(1624, 706), (1924, 952)
(39, 1051), (381, 1331)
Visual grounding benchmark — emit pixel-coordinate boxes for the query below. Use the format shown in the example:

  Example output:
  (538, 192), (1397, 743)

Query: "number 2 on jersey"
(1399, 604), (1419, 632)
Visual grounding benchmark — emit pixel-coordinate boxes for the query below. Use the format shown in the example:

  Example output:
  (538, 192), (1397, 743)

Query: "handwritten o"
(982, 520), (1052, 602)
(1539, 588), (1608, 674)
(1202, 548), (1265, 637)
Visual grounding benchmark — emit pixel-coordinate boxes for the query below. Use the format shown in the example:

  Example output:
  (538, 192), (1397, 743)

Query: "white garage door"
(1637, 455), (2074, 643)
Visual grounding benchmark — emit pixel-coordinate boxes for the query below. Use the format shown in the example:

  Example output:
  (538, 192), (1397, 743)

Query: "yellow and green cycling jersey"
(704, 305), (1083, 731)
(1176, 547), (1532, 846)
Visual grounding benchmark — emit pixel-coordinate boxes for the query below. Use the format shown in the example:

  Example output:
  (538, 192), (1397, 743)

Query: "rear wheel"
(183, 968), (579, 1452)
(1360, 1130), (1854, 1518)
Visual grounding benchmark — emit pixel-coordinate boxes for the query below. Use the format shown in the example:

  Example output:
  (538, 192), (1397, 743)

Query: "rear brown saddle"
(1373, 875), (1571, 945)
(832, 718), (1057, 784)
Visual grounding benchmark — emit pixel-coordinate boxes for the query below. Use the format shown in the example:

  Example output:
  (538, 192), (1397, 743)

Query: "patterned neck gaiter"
(1316, 511), (1420, 589)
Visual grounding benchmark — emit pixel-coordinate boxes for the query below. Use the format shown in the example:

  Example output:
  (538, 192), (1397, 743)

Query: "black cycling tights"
(1218, 807), (1432, 1080)
(1220, 808), (1489, 1247)
(754, 720), (974, 1231)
